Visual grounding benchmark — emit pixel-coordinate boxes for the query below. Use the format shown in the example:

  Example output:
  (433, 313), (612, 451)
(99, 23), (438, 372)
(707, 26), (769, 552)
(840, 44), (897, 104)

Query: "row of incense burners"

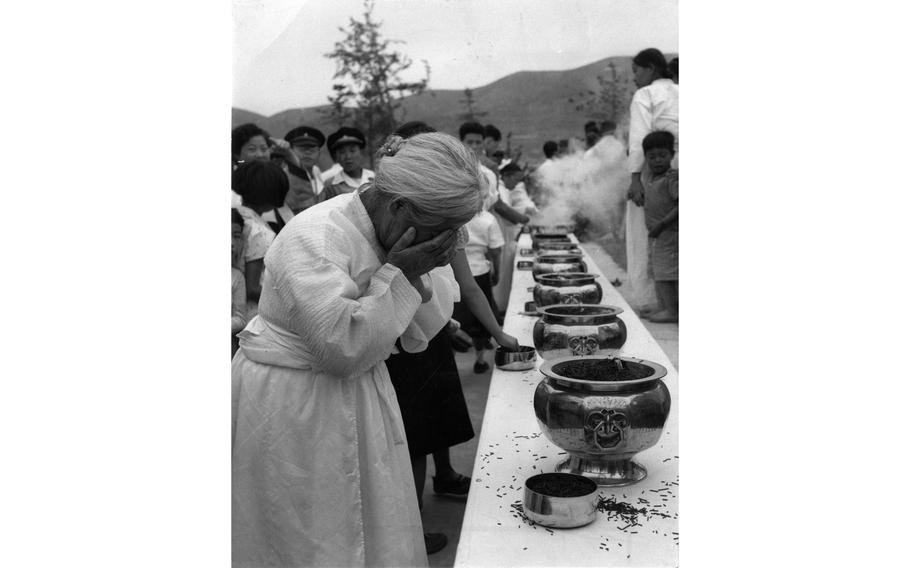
(520, 233), (621, 360)
(517, 231), (671, 487)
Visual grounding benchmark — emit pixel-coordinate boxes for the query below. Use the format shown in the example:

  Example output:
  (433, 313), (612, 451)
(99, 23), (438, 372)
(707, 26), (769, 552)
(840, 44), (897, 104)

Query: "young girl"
(452, 205), (505, 373)
(231, 209), (247, 356)
(231, 161), (287, 319)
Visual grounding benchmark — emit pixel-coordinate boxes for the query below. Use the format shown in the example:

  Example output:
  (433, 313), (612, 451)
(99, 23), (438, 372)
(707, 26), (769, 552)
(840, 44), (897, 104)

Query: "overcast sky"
(233, 0), (678, 116)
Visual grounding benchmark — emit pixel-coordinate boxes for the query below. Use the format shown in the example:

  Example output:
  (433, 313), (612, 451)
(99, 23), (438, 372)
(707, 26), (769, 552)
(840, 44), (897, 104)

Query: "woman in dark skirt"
(386, 329), (473, 492)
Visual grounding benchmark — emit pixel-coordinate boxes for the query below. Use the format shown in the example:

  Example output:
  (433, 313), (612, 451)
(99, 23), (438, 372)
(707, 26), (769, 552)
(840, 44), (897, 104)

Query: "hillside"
(232, 54), (675, 164)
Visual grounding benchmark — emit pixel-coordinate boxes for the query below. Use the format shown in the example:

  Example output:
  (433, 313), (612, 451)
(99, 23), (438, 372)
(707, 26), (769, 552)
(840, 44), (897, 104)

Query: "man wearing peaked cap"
(326, 126), (365, 154)
(276, 125), (326, 215)
(322, 127), (375, 201)
(285, 126), (326, 148)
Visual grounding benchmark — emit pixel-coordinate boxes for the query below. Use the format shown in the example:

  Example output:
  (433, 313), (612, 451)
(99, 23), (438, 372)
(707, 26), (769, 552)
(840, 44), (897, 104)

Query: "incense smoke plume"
(530, 136), (629, 239)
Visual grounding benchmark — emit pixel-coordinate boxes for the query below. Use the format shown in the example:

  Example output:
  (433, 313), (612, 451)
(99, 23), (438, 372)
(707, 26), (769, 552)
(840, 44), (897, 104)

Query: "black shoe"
(433, 473), (471, 498)
(473, 361), (490, 374)
(424, 532), (447, 554)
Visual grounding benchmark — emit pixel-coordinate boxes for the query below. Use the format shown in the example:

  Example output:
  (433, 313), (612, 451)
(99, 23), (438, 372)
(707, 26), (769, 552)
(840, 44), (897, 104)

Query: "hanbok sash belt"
(238, 316), (405, 444)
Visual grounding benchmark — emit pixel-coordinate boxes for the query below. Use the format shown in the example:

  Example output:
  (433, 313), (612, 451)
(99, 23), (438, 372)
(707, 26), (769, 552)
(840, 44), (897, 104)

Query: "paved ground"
(421, 241), (678, 566)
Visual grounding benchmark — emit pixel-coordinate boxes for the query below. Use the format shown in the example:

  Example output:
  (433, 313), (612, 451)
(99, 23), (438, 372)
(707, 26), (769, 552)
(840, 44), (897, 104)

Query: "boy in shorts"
(641, 131), (678, 323)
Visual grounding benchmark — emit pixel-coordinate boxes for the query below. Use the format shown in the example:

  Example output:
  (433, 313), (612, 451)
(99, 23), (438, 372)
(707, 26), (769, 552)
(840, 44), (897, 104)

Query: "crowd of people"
(230, 48), (678, 567)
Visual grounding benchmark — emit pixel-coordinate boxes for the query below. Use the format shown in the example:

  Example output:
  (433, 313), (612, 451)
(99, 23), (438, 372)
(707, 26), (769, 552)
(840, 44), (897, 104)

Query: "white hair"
(373, 132), (485, 223)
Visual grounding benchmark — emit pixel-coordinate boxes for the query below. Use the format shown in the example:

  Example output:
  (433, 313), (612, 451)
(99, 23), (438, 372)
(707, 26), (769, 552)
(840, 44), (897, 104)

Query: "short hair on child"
(232, 160), (289, 209)
(642, 131), (676, 154)
(459, 121), (485, 140)
(543, 141), (558, 158)
(483, 124), (502, 141)
(232, 123), (271, 157)
(231, 207), (244, 228)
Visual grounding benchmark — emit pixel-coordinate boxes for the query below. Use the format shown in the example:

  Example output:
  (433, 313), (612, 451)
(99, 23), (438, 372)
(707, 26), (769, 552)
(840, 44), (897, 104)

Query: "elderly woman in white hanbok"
(626, 48), (679, 315)
(232, 132), (484, 568)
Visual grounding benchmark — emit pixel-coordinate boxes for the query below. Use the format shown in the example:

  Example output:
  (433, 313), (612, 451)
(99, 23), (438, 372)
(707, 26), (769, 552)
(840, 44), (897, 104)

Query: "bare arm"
(245, 258), (265, 302)
(648, 206), (678, 238)
(493, 198), (530, 225)
(627, 172), (644, 206)
(451, 250), (519, 350)
(269, 137), (301, 168)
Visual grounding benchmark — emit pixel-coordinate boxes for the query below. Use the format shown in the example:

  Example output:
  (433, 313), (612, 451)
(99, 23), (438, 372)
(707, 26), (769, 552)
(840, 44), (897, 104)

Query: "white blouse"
(628, 78), (679, 173)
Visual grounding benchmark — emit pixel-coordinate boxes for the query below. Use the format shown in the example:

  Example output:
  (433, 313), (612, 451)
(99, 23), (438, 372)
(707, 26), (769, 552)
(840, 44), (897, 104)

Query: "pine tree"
(323, 0), (430, 166)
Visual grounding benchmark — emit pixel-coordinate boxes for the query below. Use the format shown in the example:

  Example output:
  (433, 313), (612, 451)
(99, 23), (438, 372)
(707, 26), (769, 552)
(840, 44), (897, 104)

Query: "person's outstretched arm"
(451, 250), (519, 350)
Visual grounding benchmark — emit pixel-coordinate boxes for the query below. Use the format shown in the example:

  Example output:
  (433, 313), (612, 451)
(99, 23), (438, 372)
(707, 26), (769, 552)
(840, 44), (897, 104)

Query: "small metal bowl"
(494, 345), (537, 371)
(523, 473), (598, 528)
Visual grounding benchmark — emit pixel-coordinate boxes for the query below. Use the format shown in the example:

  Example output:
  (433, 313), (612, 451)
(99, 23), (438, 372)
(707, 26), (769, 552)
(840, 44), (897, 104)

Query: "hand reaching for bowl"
(495, 332), (520, 351)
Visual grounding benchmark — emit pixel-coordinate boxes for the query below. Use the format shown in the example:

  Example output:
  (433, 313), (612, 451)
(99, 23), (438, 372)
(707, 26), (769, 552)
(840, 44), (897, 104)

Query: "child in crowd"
(499, 161), (538, 218)
(641, 131), (678, 323)
(452, 195), (505, 373)
(232, 161), (288, 319)
(231, 208), (247, 356)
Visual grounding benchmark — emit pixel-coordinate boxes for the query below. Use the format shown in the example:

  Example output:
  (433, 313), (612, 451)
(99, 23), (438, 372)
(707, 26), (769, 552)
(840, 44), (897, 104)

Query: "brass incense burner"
(534, 355), (670, 486)
(532, 304), (627, 359)
(533, 272), (603, 308)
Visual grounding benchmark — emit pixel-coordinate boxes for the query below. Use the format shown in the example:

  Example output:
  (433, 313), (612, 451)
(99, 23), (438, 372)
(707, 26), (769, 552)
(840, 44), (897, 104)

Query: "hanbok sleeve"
(263, 223), (423, 377)
(398, 264), (459, 353)
(628, 87), (654, 174)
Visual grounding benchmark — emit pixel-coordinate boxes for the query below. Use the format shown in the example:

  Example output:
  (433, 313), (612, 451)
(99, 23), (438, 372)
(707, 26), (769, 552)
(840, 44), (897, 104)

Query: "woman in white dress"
(231, 132), (484, 568)
(626, 48), (679, 315)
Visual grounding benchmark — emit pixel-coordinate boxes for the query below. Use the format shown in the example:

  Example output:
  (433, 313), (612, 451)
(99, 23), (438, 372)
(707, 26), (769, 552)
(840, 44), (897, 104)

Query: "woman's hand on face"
(387, 227), (459, 281)
(495, 332), (520, 351)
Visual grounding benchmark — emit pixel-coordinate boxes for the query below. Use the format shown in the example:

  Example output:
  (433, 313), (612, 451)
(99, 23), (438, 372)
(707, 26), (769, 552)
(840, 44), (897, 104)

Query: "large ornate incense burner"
(532, 304), (626, 359)
(534, 355), (670, 486)
(531, 233), (572, 251)
(528, 223), (576, 235)
(533, 273), (603, 308)
(531, 253), (587, 281)
(535, 241), (582, 256)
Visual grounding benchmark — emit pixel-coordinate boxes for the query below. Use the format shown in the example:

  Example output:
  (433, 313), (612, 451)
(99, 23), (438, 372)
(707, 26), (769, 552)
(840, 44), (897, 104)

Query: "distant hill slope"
(232, 54), (675, 164)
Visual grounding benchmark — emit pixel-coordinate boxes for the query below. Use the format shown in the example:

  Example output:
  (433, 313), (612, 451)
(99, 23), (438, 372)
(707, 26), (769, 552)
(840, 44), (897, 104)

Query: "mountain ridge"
(233, 54), (676, 164)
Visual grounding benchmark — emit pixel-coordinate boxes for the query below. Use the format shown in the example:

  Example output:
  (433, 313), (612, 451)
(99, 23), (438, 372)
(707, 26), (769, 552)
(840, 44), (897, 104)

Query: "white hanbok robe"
(232, 192), (458, 568)
(627, 78), (679, 309)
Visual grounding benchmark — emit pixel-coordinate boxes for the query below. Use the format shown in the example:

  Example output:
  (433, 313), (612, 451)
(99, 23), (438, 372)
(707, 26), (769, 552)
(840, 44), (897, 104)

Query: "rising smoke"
(530, 135), (630, 239)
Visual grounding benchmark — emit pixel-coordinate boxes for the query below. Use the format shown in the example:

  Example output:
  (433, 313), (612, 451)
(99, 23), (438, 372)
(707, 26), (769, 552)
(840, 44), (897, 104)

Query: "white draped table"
(454, 233), (679, 567)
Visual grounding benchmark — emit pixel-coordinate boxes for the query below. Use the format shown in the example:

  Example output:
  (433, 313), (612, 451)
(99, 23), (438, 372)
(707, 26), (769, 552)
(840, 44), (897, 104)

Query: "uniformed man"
(321, 127), (375, 201)
(280, 126), (326, 214)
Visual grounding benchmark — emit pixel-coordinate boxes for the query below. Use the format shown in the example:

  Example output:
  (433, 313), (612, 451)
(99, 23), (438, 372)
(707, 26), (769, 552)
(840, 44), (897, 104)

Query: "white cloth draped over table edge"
(232, 192), (459, 568)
